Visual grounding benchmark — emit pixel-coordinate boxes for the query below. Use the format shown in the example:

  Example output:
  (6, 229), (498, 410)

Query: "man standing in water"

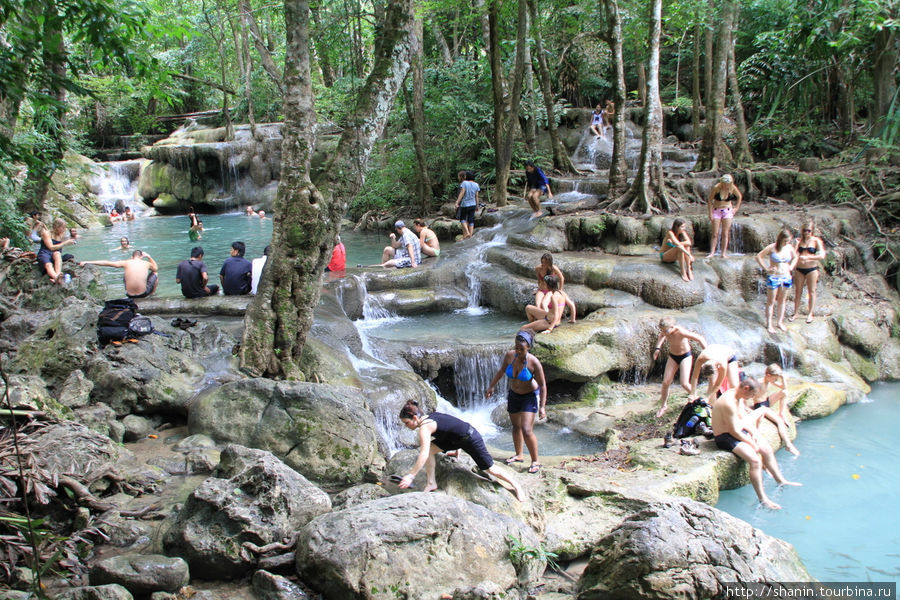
(711, 377), (801, 510)
(80, 250), (159, 299)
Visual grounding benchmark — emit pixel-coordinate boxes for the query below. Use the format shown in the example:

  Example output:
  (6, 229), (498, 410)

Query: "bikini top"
(798, 245), (817, 254)
(770, 248), (792, 263)
(715, 192), (738, 203)
(506, 362), (534, 382)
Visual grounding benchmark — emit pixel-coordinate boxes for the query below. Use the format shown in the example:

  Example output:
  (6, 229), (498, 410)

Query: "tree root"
(58, 476), (114, 512)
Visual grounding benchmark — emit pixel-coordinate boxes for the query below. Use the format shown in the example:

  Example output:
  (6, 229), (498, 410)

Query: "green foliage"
(351, 132), (418, 219)
(0, 184), (29, 248)
(507, 534), (558, 572)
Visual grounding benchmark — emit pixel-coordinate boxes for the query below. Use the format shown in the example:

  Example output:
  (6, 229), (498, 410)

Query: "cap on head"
(394, 220), (405, 230)
(720, 174), (733, 184)
(515, 329), (534, 348)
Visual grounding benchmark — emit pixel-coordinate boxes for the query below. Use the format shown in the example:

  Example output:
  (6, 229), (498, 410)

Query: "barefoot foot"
(767, 325), (776, 334)
(779, 480), (803, 487)
(806, 314), (814, 324)
(655, 404), (669, 418)
(787, 443), (800, 457)
(423, 483), (439, 492)
(761, 498), (782, 510)
(788, 314), (797, 322)
(777, 322), (788, 331)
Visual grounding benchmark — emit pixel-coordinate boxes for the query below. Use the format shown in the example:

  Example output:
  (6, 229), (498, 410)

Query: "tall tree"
(598, 0), (628, 196)
(727, 22), (753, 164)
(240, 0), (414, 378)
(527, 0), (576, 173)
(695, 0), (736, 171)
(607, 0), (668, 213)
(872, 3), (899, 136)
(405, 12), (432, 214)
(488, 0), (528, 207)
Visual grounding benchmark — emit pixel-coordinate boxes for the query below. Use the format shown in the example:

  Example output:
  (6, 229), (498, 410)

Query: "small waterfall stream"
(94, 160), (142, 214)
(461, 233), (507, 313)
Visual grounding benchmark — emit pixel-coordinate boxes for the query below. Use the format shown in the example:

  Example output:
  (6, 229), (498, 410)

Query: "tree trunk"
(22, 3), (67, 211)
(599, 0), (628, 196)
(696, 0), (735, 171)
(405, 14), (432, 214)
(607, 0), (667, 214)
(432, 22), (453, 66)
(241, 0), (285, 93)
(872, 24), (898, 136)
(527, 0), (576, 173)
(310, 1), (335, 87)
(240, 0), (414, 378)
(636, 63), (646, 107)
(704, 0), (713, 108)
(235, 13), (257, 136)
(488, 0), (528, 207)
(523, 43), (537, 155)
(727, 27), (752, 164)
(692, 19), (702, 138)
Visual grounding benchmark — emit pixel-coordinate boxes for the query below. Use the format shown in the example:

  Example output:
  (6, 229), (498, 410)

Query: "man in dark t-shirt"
(176, 246), (219, 298)
(219, 241), (252, 295)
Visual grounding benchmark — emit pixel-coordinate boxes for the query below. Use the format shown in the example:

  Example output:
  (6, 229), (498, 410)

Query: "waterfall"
(460, 234), (507, 313)
(729, 222), (745, 255)
(95, 161), (140, 214)
(348, 275), (403, 365)
(452, 347), (505, 410)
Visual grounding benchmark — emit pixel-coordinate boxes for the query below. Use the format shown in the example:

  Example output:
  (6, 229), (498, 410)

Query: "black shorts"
(715, 429), (750, 453)
(507, 389), (538, 414)
(433, 427), (494, 471)
(752, 398), (770, 410)
(458, 205), (476, 225)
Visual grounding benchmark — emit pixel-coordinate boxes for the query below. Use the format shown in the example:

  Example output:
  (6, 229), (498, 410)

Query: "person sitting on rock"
(176, 246), (219, 298)
(534, 253), (565, 312)
(745, 364), (799, 456)
(653, 316), (707, 418)
(711, 376), (801, 510)
(688, 343), (741, 404)
(660, 218), (695, 281)
(379, 220), (421, 269)
(397, 400), (525, 501)
(522, 274), (566, 334)
(589, 103), (604, 137)
(413, 219), (440, 258)
(36, 218), (76, 284)
(80, 250), (159, 299)
(324, 234), (346, 272)
(219, 241), (253, 295)
(251, 245), (270, 295)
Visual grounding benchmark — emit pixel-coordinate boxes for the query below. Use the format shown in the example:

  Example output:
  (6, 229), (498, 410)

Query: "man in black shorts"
(711, 377), (801, 510)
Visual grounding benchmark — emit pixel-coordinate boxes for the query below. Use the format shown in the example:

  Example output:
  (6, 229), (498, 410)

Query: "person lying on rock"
(397, 400), (525, 501)
(653, 316), (707, 418)
(80, 250), (159, 299)
(711, 376), (801, 510)
(688, 343), (741, 405)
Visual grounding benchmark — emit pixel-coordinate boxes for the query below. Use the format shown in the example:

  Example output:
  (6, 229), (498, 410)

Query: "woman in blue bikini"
(485, 329), (548, 474)
(659, 218), (695, 281)
(756, 228), (798, 333)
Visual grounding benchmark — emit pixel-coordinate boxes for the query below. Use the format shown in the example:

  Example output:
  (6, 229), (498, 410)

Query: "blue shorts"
(507, 389), (538, 414)
(766, 275), (793, 289)
(458, 205), (476, 225)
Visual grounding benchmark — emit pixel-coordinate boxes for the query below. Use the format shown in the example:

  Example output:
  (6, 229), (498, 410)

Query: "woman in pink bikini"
(707, 174), (743, 258)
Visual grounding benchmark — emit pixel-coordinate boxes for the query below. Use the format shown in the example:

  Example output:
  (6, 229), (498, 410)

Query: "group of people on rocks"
(658, 174), (826, 327)
(653, 316), (801, 509)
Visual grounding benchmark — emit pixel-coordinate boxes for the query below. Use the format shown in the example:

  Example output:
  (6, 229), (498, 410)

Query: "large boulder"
(188, 379), (380, 485)
(54, 584), (135, 600)
(28, 422), (134, 479)
(577, 499), (812, 599)
(163, 445), (331, 580)
(296, 493), (542, 600)
(89, 554), (189, 598)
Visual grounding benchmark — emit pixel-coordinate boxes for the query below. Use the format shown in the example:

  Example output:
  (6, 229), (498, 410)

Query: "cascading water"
(452, 348), (505, 410)
(729, 221), (745, 255)
(95, 161), (141, 214)
(460, 233), (508, 313)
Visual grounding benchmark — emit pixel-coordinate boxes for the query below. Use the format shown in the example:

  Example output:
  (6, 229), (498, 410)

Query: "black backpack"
(97, 298), (152, 343)
(672, 398), (712, 439)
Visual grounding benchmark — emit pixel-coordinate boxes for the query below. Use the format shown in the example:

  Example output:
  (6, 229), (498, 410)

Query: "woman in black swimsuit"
(791, 218), (824, 323)
(396, 400), (524, 501)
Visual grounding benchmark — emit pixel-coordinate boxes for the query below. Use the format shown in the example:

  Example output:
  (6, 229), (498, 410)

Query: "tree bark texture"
(310, 1), (335, 87)
(405, 14), (432, 214)
(872, 23), (899, 135)
(431, 22), (454, 66)
(523, 42), (537, 155)
(528, 0), (576, 173)
(692, 19), (702, 138)
(599, 0), (628, 196)
(608, 0), (668, 214)
(727, 26), (752, 165)
(240, 0), (320, 378)
(241, 0), (413, 378)
(704, 0), (713, 108)
(696, 0), (735, 171)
